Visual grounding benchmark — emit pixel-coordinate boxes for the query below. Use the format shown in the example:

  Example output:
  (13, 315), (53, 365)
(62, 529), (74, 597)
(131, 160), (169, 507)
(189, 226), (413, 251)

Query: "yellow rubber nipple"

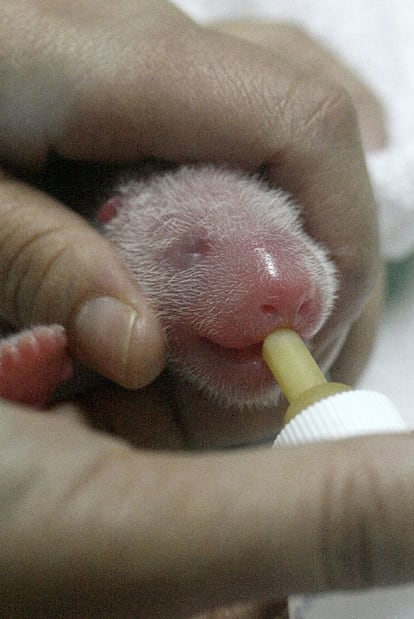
(262, 329), (350, 425)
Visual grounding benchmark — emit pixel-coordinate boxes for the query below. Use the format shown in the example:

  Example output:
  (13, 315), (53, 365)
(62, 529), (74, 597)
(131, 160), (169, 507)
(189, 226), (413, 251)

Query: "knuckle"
(312, 82), (359, 141)
(0, 217), (88, 327)
(290, 75), (359, 145)
(319, 82), (358, 132)
(317, 443), (406, 590)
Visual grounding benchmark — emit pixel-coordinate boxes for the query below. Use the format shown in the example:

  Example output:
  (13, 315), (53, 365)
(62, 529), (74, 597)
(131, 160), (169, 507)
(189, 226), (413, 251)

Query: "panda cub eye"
(162, 229), (211, 270)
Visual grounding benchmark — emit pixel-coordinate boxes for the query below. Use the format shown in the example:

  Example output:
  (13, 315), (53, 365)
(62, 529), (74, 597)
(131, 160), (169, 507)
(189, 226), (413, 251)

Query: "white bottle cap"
(274, 389), (407, 448)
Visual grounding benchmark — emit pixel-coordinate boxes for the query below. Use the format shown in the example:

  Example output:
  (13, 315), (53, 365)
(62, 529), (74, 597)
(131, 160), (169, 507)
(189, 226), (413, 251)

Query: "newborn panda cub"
(0, 166), (337, 409)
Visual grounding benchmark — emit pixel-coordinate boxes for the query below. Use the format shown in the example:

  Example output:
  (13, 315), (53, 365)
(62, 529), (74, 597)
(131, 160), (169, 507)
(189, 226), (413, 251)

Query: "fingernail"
(73, 296), (164, 388)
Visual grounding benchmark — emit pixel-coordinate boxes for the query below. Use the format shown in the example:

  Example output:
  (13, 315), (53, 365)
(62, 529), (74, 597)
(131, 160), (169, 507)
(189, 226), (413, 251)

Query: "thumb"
(0, 170), (165, 388)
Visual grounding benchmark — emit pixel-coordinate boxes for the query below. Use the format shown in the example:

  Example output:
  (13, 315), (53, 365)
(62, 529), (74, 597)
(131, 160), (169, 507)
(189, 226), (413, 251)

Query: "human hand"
(1, 0), (384, 446)
(1, 396), (413, 618)
(0, 4), (392, 616)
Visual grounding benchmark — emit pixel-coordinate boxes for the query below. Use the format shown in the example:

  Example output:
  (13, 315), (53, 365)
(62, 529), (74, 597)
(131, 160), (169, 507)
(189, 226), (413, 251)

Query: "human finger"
(0, 170), (165, 388)
(1, 399), (413, 617)
(330, 266), (385, 385)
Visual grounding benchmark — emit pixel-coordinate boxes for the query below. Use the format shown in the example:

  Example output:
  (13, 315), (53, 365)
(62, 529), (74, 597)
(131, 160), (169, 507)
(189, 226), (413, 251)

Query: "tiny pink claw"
(0, 325), (74, 409)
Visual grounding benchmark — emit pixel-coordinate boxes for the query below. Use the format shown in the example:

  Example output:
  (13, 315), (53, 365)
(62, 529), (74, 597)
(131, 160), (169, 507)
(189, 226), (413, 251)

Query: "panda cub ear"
(96, 196), (124, 224)
(96, 172), (151, 224)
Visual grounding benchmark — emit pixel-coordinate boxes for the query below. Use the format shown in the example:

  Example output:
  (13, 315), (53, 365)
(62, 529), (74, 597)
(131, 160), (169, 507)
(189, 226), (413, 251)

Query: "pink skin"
(0, 165), (337, 410)
(103, 165), (337, 408)
(0, 325), (73, 408)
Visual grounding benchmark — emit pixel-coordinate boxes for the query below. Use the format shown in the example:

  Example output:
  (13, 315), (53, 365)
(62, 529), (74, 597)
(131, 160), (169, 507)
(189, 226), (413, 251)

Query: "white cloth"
(171, 1), (414, 617)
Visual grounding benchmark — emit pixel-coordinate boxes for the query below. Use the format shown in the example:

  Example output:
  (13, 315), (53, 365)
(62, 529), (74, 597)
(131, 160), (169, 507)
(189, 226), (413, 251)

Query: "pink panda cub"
(0, 165), (337, 409)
